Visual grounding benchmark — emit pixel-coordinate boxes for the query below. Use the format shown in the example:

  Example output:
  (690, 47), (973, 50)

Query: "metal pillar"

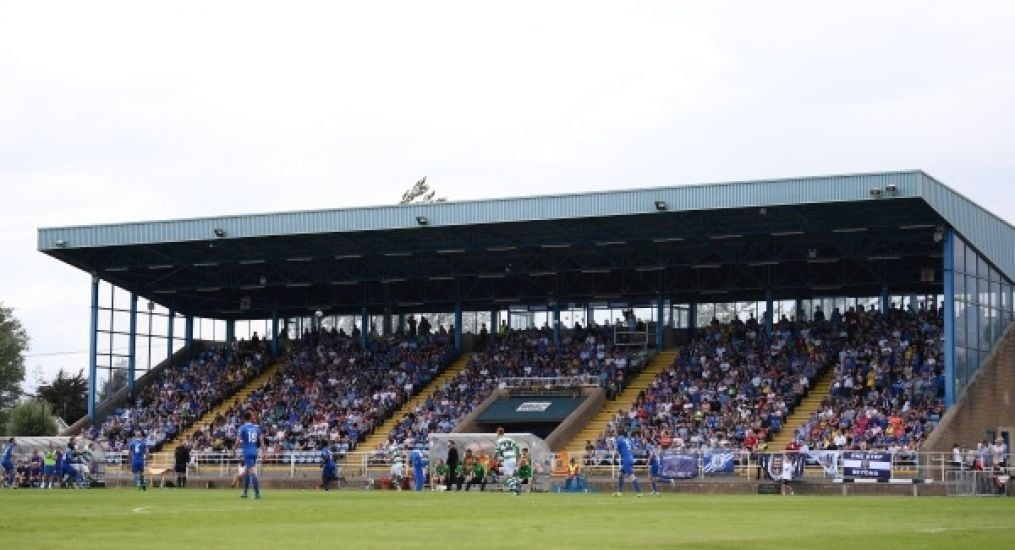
(881, 286), (891, 319)
(398, 313), (405, 335)
(765, 289), (774, 335)
(167, 309), (175, 362)
(943, 228), (956, 407)
(271, 311), (280, 358)
(87, 276), (100, 422)
(128, 293), (138, 396)
(185, 315), (194, 349)
(656, 297), (665, 350)
(454, 303), (463, 351)
(552, 302), (561, 346)
(226, 319), (235, 343)
(688, 303), (697, 337)
(360, 306), (369, 348)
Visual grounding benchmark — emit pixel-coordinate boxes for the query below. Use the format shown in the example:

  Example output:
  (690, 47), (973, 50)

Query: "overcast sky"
(2, 1), (1014, 392)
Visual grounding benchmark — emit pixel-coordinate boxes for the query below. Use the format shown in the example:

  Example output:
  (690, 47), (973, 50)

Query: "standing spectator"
(174, 442), (191, 488)
(128, 430), (147, 491)
(992, 438), (1008, 469)
(446, 440), (459, 491)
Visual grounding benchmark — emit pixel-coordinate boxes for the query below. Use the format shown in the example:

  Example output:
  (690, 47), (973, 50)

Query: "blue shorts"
(323, 466), (337, 479)
(44, 465), (55, 476)
(620, 463), (634, 476)
(1, 460), (12, 471)
(243, 454), (258, 469)
(131, 462), (145, 474)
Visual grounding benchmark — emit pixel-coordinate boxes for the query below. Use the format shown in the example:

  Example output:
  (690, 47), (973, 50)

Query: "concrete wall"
(924, 322), (1015, 453)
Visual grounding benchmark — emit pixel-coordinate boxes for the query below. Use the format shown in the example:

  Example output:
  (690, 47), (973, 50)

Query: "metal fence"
(101, 450), (997, 488)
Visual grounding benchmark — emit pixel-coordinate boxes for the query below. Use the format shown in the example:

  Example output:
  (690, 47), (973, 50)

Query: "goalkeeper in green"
(494, 427), (521, 496)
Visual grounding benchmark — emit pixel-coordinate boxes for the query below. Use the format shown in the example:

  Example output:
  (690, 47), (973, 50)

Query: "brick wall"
(924, 322), (1015, 452)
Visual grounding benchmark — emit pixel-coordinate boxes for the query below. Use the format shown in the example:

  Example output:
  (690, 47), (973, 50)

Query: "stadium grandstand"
(36, 170), (1015, 492)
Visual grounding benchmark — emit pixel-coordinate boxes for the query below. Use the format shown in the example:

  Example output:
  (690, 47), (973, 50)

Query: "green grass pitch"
(2, 489), (1014, 549)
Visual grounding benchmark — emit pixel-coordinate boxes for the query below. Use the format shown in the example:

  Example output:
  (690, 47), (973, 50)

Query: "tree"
(98, 365), (130, 403)
(6, 399), (57, 436)
(0, 302), (29, 414)
(399, 177), (446, 204)
(37, 368), (88, 423)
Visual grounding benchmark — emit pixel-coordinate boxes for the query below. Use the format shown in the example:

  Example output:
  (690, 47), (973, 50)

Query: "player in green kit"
(517, 448), (533, 492)
(494, 427), (521, 495)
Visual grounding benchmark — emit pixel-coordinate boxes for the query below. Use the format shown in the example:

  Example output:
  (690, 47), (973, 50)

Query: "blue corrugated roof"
(37, 170), (1014, 281)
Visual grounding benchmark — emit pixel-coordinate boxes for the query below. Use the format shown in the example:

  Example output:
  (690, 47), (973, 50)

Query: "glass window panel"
(954, 270), (965, 302)
(978, 256), (989, 281)
(952, 237), (965, 272)
(966, 304), (979, 351)
(981, 307), (992, 351)
(990, 266), (1000, 282)
(955, 300), (966, 348)
(698, 303), (715, 327)
(955, 346), (967, 394)
(967, 275), (978, 304)
(965, 246), (977, 277)
(968, 349), (980, 378)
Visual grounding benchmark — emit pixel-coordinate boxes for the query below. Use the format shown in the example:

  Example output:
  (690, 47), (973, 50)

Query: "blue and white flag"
(702, 451), (736, 474)
(659, 452), (697, 479)
(806, 450), (840, 475)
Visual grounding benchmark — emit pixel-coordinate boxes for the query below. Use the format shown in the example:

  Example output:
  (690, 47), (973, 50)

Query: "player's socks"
(617, 478), (625, 493)
(632, 479), (642, 494)
(242, 473), (250, 496)
(251, 474), (260, 497)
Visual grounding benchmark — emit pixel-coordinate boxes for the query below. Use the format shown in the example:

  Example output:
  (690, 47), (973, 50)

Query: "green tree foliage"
(6, 399), (57, 436)
(0, 302), (30, 414)
(98, 365), (129, 403)
(37, 368), (88, 423)
(399, 177), (446, 204)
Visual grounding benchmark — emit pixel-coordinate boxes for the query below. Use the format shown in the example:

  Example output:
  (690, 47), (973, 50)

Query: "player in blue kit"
(2, 438), (16, 488)
(410, 445), (428, 491)
(648, 445), (662, 495)
(237, 412), (264, 499)
(128, 430), (147, 491)
(613, 431), (643, 497)
(319, 445), (337, 491)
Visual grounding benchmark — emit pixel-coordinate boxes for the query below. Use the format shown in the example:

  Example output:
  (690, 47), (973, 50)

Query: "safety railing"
(100, 449), (1006, 490)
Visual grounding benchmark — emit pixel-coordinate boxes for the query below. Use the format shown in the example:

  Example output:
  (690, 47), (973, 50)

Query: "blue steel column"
(271, 311), (279, 358)
(87, 276), (100, 422)
(185, 315), (194, 349)
(943, 228), (956, 407)
(360, 306), (369, 348)
(128, 293), (138, 396)
(552, 303), (561, 346)
(454, 303), (463, 351)
(166, 309), (175, 362)
(226, 319), (235, 343)
(490, 309), (499, 342)
(688, 303), (697, 338)
(656, 297), (665, 350)
(881, 286), (890, 319)
(765, 289), (774, 335)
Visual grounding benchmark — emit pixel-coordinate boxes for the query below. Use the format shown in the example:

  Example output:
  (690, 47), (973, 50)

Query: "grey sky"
(2, 1), (1014, 391)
